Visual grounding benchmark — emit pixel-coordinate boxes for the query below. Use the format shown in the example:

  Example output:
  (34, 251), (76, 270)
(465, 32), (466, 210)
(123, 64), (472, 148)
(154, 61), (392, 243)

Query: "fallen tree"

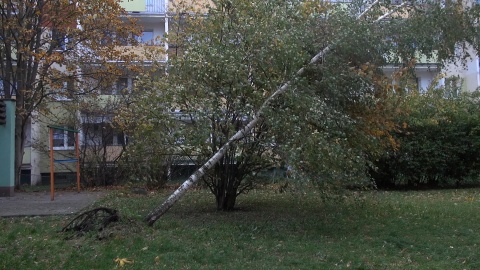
(144, 0), (407, 226)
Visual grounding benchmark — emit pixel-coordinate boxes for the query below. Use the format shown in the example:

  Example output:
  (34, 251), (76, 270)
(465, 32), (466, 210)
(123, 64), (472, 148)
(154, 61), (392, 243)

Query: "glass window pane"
(53, 130), (64, 147)
(141, 31), (154, 44)
(116, 78), (129, 92)
(67, 131), (75, 147)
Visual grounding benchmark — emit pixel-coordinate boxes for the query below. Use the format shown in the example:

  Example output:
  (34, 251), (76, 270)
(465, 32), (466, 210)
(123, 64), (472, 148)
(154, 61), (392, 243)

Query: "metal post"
(49, 128), (55, 201)
(75, 132), (80, 193)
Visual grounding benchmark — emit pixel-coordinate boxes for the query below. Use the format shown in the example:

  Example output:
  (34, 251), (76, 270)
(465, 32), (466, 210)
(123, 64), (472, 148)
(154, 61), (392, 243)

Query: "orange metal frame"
(48, 126), (81, 201)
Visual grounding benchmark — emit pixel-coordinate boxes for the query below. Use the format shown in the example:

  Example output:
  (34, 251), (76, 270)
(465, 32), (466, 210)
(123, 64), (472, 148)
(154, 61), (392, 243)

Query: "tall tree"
(144, 0), (480, 225)
(0, 0), (140, 187)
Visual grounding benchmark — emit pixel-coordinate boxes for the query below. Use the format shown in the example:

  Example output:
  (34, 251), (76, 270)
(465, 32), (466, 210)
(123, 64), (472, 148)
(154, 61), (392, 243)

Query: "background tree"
(115, 66), (177, 188)
(0, 0), (140, 187)
(78, 99), (127, 186)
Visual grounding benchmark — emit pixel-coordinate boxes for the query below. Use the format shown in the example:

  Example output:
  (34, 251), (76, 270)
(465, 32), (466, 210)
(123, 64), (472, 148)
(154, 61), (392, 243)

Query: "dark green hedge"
(372, 90), (480, 188)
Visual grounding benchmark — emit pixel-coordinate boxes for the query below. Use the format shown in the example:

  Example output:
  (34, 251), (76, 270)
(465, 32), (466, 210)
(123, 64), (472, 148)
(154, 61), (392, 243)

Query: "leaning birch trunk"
(145, 2), (403, 226)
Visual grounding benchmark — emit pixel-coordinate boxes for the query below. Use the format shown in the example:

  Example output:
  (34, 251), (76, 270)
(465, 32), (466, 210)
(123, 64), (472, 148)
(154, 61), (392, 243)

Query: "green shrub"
(372, 89), (480, 188)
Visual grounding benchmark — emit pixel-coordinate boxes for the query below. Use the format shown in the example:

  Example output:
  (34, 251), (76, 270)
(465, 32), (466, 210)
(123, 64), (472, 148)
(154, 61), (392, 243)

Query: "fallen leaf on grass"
(114, 258), (134, 267)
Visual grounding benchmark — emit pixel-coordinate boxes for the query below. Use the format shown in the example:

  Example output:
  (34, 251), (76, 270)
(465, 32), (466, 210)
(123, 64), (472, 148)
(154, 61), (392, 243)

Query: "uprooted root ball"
(61, 207), (119, 239)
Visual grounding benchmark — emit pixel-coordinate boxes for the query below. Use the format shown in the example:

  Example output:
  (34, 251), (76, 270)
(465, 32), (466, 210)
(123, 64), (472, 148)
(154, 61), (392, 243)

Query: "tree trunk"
(14, 99), (26, 189)
(213, 163), (239, 211)
(215, 190), (237, 211)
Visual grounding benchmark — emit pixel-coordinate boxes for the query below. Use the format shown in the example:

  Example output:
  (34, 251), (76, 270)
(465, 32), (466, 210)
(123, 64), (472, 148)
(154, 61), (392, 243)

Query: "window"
(102, 77), (133, 95)
(100, 30), (114, 46)
(51, 77), (75, 100)
(0, 79), (16, 96)
(445, 76), (461, 98)
(407, 77), (420, 92)
(100, 31), (134, 46)
(52, 29), (71, 51)
(116, 78), (129, 93)
(101, 83), (114, 95)
(52, 127), (75, 150)
(138, 30), (155, 45)
(417, 77), (426, 93)
(64, 77), (75, 97)
(391, 76), (419, 93)
(83, 123), (126, 146)
(0, 79), (3, 97)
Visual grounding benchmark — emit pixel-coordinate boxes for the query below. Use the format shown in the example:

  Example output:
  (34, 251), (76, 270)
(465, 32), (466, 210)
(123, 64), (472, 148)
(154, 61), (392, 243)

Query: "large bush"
(372, 90), (480, 188)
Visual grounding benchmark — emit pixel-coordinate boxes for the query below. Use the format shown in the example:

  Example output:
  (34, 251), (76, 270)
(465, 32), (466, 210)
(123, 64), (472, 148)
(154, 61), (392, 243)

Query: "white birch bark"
(145, 2), (398, 225)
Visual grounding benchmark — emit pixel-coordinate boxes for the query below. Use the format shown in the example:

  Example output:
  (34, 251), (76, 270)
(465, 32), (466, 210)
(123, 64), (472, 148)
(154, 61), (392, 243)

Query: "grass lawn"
(1, 187), (480, 269)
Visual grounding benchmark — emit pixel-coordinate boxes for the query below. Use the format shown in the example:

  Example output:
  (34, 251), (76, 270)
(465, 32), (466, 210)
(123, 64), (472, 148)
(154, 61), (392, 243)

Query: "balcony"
(120, 0), (166, 14)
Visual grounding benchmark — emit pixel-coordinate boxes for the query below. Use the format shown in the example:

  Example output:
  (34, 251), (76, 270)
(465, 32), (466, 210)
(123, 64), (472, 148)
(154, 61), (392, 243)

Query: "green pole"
(0, 99), (15, 196)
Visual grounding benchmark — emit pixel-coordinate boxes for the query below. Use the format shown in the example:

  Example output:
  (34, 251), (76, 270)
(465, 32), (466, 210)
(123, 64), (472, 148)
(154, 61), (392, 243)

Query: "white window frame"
(52, 127), (75, 150)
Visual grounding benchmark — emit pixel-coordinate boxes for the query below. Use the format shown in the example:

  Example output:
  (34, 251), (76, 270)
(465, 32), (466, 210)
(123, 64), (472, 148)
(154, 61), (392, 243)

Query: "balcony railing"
(145, 0), (166, 13)
(121, 0), (166, 14)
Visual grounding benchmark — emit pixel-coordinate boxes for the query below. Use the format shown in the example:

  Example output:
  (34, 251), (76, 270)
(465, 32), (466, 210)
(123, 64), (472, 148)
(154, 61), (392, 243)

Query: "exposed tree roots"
(61, 207), (119, 239)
